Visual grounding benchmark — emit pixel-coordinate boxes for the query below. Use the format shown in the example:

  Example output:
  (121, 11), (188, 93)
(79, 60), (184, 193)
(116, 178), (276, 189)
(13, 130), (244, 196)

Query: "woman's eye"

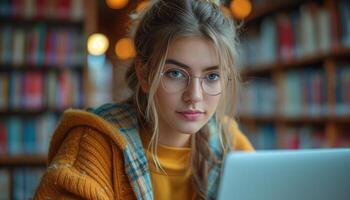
(165, 70), (186, 79)
(206, 73), (220, 81)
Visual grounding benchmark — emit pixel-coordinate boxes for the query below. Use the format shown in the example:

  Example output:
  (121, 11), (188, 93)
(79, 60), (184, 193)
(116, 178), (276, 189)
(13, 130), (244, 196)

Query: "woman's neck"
(158, 130), (192, 148)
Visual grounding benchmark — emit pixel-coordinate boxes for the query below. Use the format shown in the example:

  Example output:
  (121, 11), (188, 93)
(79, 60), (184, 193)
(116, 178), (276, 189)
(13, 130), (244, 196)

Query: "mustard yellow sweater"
(33, 109), (253, 200)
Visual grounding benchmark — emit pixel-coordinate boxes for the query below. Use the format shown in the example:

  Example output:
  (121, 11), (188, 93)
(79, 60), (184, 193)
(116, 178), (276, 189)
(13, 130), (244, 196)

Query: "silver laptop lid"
(217, 149), (350, 200)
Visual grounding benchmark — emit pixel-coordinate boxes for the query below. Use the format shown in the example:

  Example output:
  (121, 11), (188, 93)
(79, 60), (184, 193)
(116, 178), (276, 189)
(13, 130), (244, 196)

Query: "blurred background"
(0, 0), (349, 199)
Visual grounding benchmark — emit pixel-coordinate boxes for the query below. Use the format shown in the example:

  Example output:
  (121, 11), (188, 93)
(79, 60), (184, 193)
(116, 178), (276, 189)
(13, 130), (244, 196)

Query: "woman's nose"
(182, 77), (203, 103)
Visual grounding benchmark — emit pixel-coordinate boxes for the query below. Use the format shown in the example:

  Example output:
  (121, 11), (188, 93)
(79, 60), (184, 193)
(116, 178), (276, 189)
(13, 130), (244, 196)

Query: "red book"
(57, 0), (71, 19)
(327, 1), (341, 48)
(11, 0), (23, 19)
(58, 71), (71, 109)
(0, 122), (7, 154)
(23, 72), (43, 110)
(35, 0), (46, 19)
(56, 30), (69, 66)
(277, 14), (294, 61)
(44, 30), (52, 65)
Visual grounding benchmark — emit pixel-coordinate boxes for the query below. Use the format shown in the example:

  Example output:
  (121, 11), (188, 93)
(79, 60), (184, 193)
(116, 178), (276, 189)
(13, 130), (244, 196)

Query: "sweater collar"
(88, 103), (153, 200)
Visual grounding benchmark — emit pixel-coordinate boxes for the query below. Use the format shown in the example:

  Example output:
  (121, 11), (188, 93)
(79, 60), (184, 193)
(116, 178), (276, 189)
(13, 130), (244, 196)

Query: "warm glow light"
(136, 1), (150, 13)
(106, 0), (129, 9)
(230, 0), (252, 19)
(221, 6), (232, 18)
(87, 33), (109, 56)
(115, 38), (136, 60)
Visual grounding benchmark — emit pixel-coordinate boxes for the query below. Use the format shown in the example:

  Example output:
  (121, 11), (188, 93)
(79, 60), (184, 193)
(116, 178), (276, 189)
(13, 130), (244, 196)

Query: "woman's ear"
(135, 59), (150, 93)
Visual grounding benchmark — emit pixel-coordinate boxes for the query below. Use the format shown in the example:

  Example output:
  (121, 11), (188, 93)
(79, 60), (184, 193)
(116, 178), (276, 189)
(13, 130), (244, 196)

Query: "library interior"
(0, 0), (349, 199)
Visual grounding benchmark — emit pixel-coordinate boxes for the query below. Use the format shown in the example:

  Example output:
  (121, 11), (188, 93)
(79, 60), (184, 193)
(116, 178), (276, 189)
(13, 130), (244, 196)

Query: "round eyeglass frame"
(160, 70), (227, 96)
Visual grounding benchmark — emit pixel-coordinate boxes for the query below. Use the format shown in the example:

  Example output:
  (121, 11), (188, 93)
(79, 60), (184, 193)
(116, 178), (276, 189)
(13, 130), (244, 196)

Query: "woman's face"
(155, 36), (222, 146)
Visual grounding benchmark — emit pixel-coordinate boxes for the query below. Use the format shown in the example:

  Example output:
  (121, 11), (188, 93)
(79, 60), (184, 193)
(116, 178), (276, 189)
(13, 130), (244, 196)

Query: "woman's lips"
(176, 110), (204, 121)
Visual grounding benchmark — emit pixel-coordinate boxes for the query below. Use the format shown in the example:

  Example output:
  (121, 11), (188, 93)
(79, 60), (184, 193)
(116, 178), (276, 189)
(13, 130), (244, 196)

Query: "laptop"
(217, 149), (350, 200)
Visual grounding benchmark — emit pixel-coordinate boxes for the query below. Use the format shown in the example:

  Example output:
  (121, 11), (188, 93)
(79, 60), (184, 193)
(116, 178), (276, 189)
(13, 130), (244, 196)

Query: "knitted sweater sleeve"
(33, 126), (115, 200)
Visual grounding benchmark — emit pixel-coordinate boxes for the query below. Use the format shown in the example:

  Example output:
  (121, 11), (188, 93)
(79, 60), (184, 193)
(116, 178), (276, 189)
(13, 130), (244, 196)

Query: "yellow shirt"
(144, 141), (195, 200)
(140, 119), (254, 200)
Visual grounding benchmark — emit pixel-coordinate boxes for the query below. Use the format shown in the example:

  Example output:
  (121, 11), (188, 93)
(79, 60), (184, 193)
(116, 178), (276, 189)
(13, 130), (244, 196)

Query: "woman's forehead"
(165, 36), (219, 72)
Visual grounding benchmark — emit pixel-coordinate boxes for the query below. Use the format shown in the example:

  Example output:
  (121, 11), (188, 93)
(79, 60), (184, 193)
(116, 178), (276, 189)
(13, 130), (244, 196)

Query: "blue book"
(338, 0), (350, 46)
(23, 119), (37, 154)
(1, 25), (13, 64)
(0, 0), (11, 17)
(258, 124), (276, 150)
(8, 73), (19, 109)
(37, 24), (47, 66)
(6, 117), (22, 155)
(13, 168), (25, 200)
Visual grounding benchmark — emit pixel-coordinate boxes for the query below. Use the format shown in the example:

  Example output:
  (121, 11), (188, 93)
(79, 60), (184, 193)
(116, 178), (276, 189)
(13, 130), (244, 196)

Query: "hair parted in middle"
(125, 0), (241, 199)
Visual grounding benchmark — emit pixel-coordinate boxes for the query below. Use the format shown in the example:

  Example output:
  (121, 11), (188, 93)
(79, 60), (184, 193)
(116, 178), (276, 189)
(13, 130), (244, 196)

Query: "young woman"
(34, 0), (254, 199)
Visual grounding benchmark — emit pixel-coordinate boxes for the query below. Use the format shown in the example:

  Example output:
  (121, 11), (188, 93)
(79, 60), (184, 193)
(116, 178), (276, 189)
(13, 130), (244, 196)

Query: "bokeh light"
(230, 0), (252, 19)
(106, 0), (129, 9)
(115, 38), (136, 60)
(87, 33), (109, 56)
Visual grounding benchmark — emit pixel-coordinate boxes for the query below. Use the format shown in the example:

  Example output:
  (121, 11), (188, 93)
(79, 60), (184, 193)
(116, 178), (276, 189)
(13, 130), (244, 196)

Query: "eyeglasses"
(160, 68), (225, 96)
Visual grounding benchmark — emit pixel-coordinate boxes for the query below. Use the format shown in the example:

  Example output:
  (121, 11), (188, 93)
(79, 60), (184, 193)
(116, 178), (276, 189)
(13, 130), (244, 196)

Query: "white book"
(12, 29), (26, 66)
(0, 74), (8, 110)
(23, 0), (35, 19)
(0, 169), (10, 200)
(71, 0), (84, 21)
(46, 71), (57, 109)
(260, 17), (277, 64)
(317, 8), (331, 52)
(300, 5), (317, 56)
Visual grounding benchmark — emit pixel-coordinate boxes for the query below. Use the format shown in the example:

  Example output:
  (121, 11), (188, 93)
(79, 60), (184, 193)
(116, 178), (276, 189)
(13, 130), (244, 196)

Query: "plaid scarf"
(88, 103), (223, 200)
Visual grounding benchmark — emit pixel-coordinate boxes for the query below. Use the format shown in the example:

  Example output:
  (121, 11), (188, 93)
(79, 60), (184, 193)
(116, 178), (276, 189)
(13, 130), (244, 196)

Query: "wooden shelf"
(0, 108), (82, 116)
(0, 155), (47, 166)
(0, 16), (83, 28)
(241, 47), (350, 77)
(239, 115), (350, 124)
(246, 0), (305, 23)
(0, 64), (84, 72)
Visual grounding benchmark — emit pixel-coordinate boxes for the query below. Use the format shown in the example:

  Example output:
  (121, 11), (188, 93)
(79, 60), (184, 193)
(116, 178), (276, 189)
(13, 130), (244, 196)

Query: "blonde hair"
(126, 0), (240, 199)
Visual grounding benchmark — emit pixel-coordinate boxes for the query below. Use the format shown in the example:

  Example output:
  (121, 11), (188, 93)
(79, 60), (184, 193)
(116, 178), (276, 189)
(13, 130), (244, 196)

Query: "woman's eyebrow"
(165, 59), (219, 71)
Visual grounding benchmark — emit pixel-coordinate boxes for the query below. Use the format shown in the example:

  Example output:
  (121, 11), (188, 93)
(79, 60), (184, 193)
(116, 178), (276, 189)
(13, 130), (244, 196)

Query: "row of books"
(0, 24), (85, 67)
(0, 70), (84, 111)
(282, 68), (327, 117)
(242, 124), (350, 150)
(0, 168), (44, 200)
(0, 0), (84, 21)
(238, 66), (350, 117)
(239, 0), (350, 67)
(238, 78), (277, 116)
(335, 66), (350, 115)
(0, 113), (58, 155)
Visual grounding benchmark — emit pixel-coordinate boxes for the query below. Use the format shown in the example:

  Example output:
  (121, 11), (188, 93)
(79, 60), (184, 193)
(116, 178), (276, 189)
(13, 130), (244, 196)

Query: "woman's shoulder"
(221, 116), (255, 151)
(48, 103), (134, 161)
(34, 103), (140, 199)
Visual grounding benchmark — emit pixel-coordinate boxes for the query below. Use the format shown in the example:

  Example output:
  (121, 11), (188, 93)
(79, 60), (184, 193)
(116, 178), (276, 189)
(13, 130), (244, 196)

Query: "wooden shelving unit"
(239, 115), (350, 124)
(0, 155), (47, 167)
(0, 0), (97, 198)
(242, 47), (350, 77)
(238, 0), (350, 149)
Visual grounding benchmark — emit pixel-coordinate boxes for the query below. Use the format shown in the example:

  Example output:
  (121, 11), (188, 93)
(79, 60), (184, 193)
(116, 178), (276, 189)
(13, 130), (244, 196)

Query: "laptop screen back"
(217, 149), (350, 200)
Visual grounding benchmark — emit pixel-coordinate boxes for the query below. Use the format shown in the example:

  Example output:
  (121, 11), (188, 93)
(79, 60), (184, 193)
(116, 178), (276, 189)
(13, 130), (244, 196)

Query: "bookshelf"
(238, 0), (350, 150)
(0, 0), (97, 199)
